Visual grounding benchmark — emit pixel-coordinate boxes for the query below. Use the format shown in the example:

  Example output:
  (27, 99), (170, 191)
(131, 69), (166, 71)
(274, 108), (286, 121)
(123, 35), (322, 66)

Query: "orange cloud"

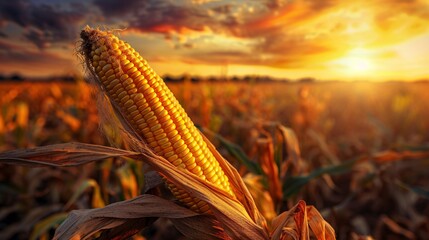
(0, 0), (428, 79)
(0, 40), (77, 77)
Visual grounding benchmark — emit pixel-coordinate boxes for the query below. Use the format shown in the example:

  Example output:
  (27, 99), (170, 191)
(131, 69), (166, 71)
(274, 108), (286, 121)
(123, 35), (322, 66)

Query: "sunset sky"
(1, 0), (429, 80)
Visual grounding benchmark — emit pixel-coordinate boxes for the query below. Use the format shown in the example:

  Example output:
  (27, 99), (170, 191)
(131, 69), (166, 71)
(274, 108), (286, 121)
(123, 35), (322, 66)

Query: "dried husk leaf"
(306, 206), (336, 240)
(243, 174), (277, 224)
(276, 124), (304, 177)
(372, 150), (429, 163)
(0, 142), (139, 167)
(202, 133), (268, 230)
(170, 215), (230, 240)
(128, 135), (269, 239)
(256, 136), (282, 206)
(64, 179), (105, 209)
(54, 194), (199, 240)
(0, 141), (268, 239)
(271, 200), (335, 240)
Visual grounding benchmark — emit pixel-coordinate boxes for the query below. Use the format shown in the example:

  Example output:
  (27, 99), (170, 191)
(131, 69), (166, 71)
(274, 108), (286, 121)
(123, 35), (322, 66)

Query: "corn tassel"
(80, 27), (235, 213)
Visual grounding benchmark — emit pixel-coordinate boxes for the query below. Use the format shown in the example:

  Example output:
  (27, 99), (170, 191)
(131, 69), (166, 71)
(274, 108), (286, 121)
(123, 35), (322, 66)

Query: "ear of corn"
(80, 27), (235, 213)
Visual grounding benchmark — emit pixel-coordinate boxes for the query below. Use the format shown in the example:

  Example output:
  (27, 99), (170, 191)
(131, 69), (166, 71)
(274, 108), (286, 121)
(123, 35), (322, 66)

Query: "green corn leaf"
(283, 158), (359, 198)
(200, 127), (263, 175)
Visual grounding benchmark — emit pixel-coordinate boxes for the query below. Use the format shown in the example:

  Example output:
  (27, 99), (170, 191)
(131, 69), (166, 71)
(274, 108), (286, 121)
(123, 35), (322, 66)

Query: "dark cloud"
(0, 40), (63, 63)
(23, 29), (48, 49)
(0, 40), (74, 76)
(265, 0), (338, 11)
(1, 0), (428, 76)
(187, 50), (255, 65)
(0, 40), (13, 50)
(0, 0), (89, 49)
(93, 0), (143, 17)
(256, 33), (328, 57)
(211, 4), (233, 14)
(128, 2), (216, 34)
(0, 1), (31, 27)
(92, 1), (239, 37)
(265, 0), (286, 10)
(186, 46), (323, 69)
(119, 1), (337, 67)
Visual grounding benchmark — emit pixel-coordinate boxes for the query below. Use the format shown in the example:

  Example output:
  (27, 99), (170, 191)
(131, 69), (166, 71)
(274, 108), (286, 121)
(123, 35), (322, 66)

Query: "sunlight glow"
(338, 57), (373, 72)
(329, 48), (376, 77)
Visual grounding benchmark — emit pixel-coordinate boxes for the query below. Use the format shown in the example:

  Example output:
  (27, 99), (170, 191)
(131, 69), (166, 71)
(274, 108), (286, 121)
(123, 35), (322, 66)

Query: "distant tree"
(207, 76), (217, 82)
(163, 74), (174, 83)
(190, 76), (199, 83)
(243, 75), (254, 82)
(61, 75), (76, 82)
(10, 73), (24, 81)
(298, 77), (316, 83)
(231, 76), (241, 82)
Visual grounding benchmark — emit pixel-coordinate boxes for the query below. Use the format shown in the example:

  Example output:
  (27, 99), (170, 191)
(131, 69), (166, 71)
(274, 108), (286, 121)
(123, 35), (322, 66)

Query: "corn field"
(0, 28), (428, 240)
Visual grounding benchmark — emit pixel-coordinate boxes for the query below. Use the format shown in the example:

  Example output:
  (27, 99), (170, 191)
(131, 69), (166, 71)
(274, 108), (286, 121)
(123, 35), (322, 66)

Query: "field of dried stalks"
(1, 80), (428, 239)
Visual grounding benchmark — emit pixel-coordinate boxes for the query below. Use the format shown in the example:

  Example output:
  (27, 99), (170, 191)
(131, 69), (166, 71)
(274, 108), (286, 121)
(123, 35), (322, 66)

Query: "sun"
(338, 56), (373, 72)
(330, 48), (375, 75)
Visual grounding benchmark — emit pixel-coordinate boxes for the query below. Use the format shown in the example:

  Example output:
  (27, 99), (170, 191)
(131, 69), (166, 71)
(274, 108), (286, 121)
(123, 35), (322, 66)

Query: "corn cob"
(80, 27), (235, 213)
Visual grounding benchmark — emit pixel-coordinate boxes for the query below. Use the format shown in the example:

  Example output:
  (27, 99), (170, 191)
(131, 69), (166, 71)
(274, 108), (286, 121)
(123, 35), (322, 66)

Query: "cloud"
(1, 0), (428, 77)
(119, 0), (339, 67)
(127, 2), (224, 34)
(91, 1), (241, 37)
(186, 50), (260, 65)
(184, 44), (329, 69)
(0, 1), (30, 27)
(0, 0), (89, 49)
(369, 0), (429, 46)
(0, 40), (76, 76)
(93, 0), (143, 18)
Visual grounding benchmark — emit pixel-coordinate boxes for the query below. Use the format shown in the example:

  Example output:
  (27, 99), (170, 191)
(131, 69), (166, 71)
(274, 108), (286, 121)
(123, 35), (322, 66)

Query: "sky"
(0, 0), (429, 81)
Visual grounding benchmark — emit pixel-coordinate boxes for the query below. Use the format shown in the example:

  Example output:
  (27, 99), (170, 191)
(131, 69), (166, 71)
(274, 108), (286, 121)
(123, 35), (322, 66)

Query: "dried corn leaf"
(131, 138), (269, 239)
(372, 150), (429, 163)
(0, 204), (62, 240)
(30, 212), (68, 240)
(96, 218), (156, 240)
(56, 110), (81, 131)
(276, 124), (303, 177)
(142, 171), (164, 193)
(54, 194), (199, 240)
(0, 142), (140, 167)
(116, 164), (139, 199)
(202, 133), (269, 233)
(171, 215), (230, 240)
(271, 200), (309, 240)
(243, 174), (277, 223)
(64, 179), (105, 209)
(306, 206), (336, 240)
(306, 129), (340, 164)
(378, 215), (415, 239)
(271, 200), (335, 240)
(256, 137), (282, 206)
(0, 141), (269, 239)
